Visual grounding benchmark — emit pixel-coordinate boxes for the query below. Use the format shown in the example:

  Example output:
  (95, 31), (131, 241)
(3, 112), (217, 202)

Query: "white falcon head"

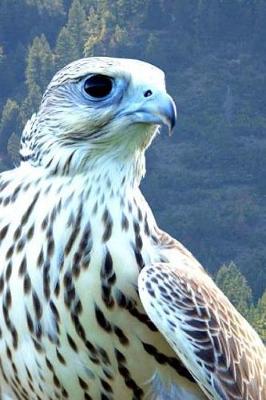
(20, 57), (176, 178)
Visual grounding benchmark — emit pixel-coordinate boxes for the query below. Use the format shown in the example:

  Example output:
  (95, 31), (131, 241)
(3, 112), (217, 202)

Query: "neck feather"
(20, 115), (148, 188)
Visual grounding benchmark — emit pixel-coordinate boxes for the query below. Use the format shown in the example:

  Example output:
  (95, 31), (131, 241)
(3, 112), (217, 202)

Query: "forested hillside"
(0, 0), (265, 340)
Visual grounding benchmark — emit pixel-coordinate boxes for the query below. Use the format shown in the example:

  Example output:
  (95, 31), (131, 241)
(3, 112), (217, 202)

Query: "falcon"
(0, 57), (265, 400)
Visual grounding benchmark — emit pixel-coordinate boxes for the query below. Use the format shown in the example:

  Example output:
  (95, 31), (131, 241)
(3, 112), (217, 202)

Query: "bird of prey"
(0, 57), (265, 400)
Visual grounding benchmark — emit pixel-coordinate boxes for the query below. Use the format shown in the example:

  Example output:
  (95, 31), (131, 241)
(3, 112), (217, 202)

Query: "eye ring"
(84, 74), (113, 99)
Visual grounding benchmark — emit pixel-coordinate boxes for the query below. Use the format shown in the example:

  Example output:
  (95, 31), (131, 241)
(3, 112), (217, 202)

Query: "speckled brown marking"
(23, 273), (31, 294)
(65, 203), (83, 255)
(121, 213), (129, 231)
(10, 184), (22, 203)
(101, 249), (116, 308)
(49, 206), (57, 225)
(85, 338), (97, 357)
(41, 215), (49, 230)
(3, 196), (10, 206)
(114, 325), (129, 345)
(98, 346), (111, 365)
(45, 356), (54, 372)
(102, 208), (113, 242)
(32, 290), (43, 320)
(62, 151), (75, 175)
(116, 290), (158, 332)
(133, 221), (143, 250)
(5, 261), (12, 281)
(27, 224), (35, 240)
(54, 280), (60, 297)
(0, 224), (9, 240)
(78, 376), (89, 390)
(144, 215), (150, 236)
(102, 368), (113, 380)
(50, 300), (60, 324)
(43, 260), (51, 300)
(56, 348), (66, 365)
(73, 298), (83, 315)
(25, 366), (33, 382)
(72, 251), (82, 278)
(67, 333), (78, 352)
(16, 237), (26, 253)
(95, 304), (112, 332)
(4, 287), (12, 310)
(133, 246), (145, 271)
(6, 244), (14, 260)
(37, 248), (44, 268)
(53, 372), (61, 389)
(46, 228), (55, 258)
(115, 349), (144, 399)
(51, 160), (60, 176)
(0, 180), (10, 192)
(63, 270), (76, 308)
(61, 387), (69, 398)
(137, 207), (143, 222)
(71, 311), (87, 342)
(13, 226), (22, 241)
(142, 341), (194, 382)
(21, 192), (40, 226)
(0, 274), (4, 293)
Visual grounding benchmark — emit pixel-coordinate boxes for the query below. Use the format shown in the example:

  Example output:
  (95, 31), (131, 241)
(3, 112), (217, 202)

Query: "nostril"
(144, 89), (153, 98)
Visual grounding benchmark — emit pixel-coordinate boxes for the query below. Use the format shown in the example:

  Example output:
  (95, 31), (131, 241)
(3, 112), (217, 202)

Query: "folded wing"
(139, 263), (266, 400)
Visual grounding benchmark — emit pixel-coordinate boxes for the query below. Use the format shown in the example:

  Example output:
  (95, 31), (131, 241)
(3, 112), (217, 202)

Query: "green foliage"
(66, 0), (87, 56)
(25, 0), (65, 15)
(215, 262), (252, 318)
(20, 83), (42, 126)
(215, 263), (266, 342)
(55, 27), (77, 68)
(26, 34), (55, 93)
(0, 99), (19, 153)
(250, 291), (266, 343)
(55, 0), (87, 67)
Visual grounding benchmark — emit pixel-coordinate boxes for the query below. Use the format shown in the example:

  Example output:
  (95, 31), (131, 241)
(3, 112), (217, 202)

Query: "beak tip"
(168, 99), (177, 135)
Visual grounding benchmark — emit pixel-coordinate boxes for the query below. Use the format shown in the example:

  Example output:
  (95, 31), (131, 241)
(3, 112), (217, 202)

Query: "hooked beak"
(132, 92), (177, 135)
(155, 93), (177, 134)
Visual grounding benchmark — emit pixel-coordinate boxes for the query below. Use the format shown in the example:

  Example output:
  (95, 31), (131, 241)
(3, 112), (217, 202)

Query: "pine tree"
(84, 5), (106, 56)
(55, 26), (78, 69)
(20, 82), (42, 127)
(22, 34), (55, 125)
(0, 99), (19, 166)
(66, 0), (87, 57)
(250, 291), (266, 343)
(26, 34), (55, 93)
(84, 0), (143, 57)
(25, 0), (64, 16)
(215, 262), (252, 318)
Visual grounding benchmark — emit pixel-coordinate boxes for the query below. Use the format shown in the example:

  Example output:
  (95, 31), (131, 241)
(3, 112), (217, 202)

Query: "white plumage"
(0, 57), (264, 400)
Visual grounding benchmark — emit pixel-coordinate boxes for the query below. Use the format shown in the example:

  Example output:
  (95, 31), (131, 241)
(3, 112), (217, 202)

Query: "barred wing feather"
(139, 263), (266, 400)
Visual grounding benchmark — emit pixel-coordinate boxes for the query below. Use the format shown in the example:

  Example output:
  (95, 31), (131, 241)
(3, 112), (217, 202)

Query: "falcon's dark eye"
(84, 75), (113, 99)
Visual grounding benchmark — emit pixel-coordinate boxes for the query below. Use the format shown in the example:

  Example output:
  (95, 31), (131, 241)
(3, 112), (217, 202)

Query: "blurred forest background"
(0, 0), (265, 341)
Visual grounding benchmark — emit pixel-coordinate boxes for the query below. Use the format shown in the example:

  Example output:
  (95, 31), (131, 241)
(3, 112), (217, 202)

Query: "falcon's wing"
(138, 262), (266, 400)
